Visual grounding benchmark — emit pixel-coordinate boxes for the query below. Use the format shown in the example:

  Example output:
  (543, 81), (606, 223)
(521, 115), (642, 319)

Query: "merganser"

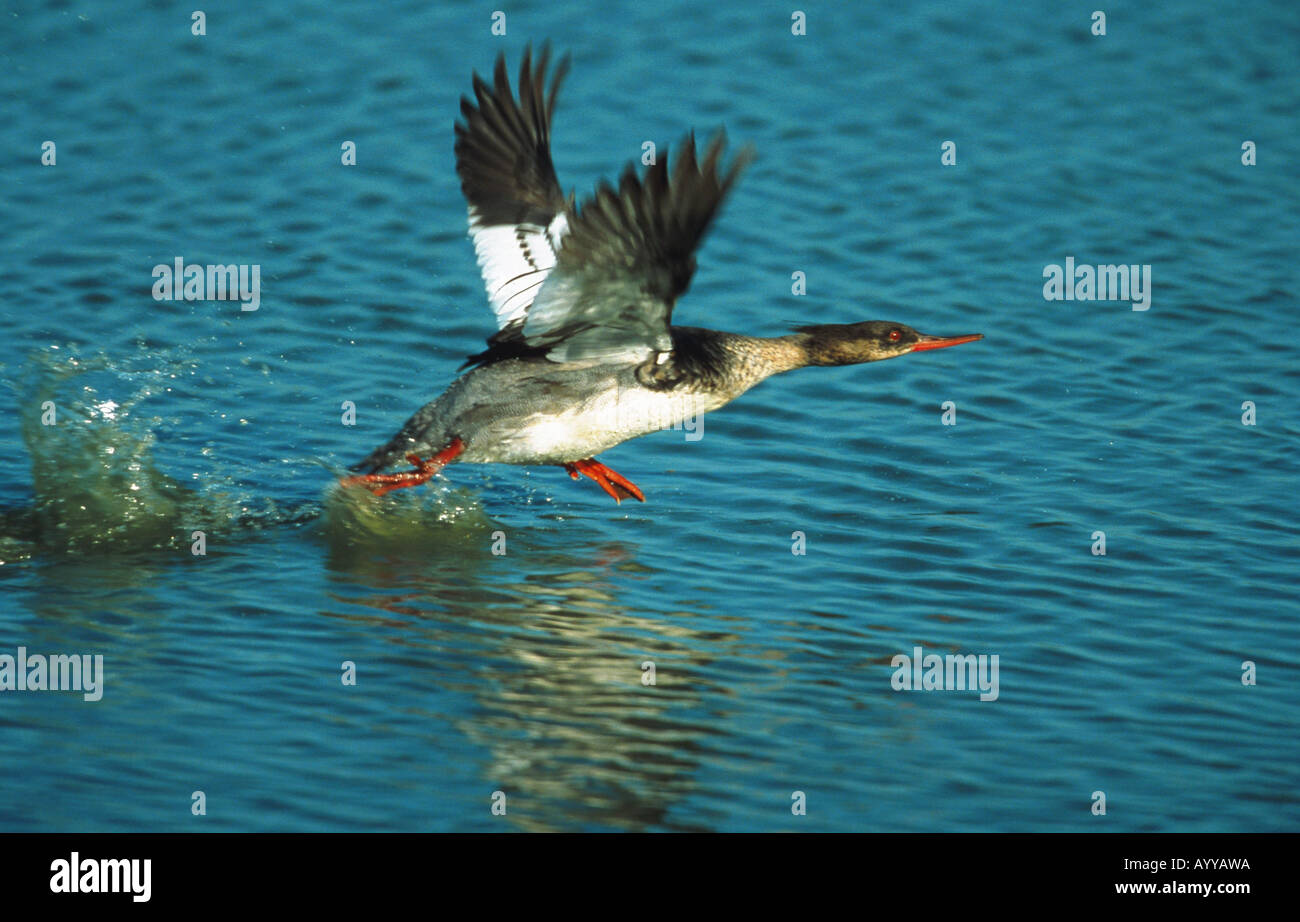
(343, 46), (982, 503)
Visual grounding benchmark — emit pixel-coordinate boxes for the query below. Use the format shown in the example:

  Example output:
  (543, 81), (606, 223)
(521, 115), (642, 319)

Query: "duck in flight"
(343, 46), (982, 503)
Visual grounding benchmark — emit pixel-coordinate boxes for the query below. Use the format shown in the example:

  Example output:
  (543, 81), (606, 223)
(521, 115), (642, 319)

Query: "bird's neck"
(667, 327), (816, 396)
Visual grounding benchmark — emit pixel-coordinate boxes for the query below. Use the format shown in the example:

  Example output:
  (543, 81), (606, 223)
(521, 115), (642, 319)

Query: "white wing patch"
(467, 208), (569, 329)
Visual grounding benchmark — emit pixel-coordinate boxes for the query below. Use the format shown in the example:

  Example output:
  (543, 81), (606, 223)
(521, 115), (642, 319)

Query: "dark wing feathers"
(455, 46), (752, 368)
(455, 45), (571, 331)
(455, 46), (569, 226)
(515, 133), (752, 365)
(566, 133), (745, 306)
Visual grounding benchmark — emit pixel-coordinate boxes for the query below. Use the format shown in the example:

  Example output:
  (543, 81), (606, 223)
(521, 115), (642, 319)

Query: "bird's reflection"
(320, 490), (736, 831)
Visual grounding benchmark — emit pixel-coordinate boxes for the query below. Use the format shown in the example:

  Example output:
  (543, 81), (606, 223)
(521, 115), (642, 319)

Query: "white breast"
(488, 385), (724, 464)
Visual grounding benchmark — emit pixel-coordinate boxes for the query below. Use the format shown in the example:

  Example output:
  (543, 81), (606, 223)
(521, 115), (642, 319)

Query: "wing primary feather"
(454, 49), (754, 372)
(455, 43), (572, 331)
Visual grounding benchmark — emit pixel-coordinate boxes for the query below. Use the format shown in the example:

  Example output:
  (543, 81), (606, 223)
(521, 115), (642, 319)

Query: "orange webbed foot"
(562, 458), (645, 503)
(340, 438), (465, 497)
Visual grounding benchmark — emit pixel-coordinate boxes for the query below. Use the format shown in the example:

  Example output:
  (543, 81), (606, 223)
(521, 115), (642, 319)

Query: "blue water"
(2, 0), (1297, 832)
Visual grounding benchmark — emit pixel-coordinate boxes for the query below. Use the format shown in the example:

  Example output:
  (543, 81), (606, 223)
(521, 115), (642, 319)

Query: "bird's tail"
(348, 403), (451, 474)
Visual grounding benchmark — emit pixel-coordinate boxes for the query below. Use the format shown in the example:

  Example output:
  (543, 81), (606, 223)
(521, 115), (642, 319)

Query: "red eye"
(888, 329), (901, 342)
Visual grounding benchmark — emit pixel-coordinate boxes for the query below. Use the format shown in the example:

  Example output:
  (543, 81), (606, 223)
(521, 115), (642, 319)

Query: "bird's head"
(794, 321), (983, 366)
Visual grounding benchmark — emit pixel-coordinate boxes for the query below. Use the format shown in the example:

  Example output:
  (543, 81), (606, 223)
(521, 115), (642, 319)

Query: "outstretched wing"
(455, 45), (571, 331)
(514, 133), (752, 366)
(457, 48), (752, 369)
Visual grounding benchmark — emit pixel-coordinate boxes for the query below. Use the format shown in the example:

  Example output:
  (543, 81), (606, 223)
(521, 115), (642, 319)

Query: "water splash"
(321, 475), (494, 561)
(1, 345), (492, 563)
(4, 346), (293, 558)
(20, 350), (194, 550)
